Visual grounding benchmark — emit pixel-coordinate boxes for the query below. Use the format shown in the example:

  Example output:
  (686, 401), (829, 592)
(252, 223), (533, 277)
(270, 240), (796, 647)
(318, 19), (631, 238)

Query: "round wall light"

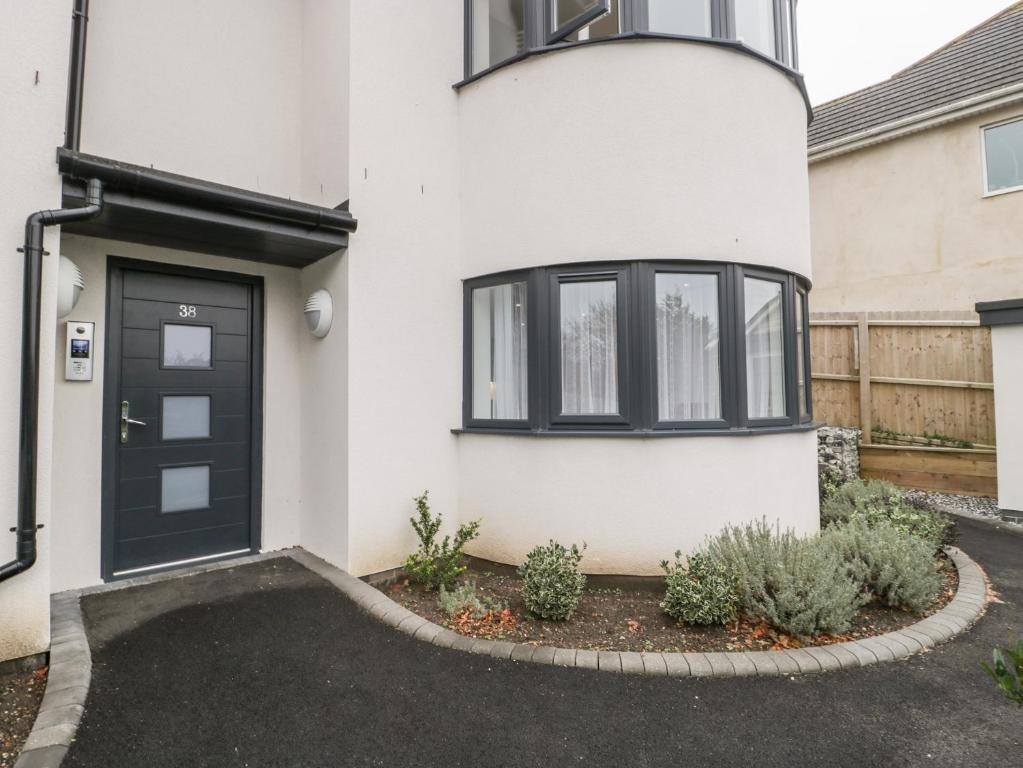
(304, 289), (333, 338)
(57, 255), (85, 318)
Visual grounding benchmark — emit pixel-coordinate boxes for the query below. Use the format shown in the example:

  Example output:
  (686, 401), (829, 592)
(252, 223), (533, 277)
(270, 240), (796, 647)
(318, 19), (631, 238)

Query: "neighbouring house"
(0, 0), (816, 665)
(806, 3), (1023, 515)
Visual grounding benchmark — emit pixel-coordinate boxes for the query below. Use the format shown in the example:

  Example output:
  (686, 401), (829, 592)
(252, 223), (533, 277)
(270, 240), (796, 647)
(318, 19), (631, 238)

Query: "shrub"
(818, 462), (845, 504)
(705, 519), (865, 638)
(821, 479), (954, 548)
(518, 541), (587, 621)
(438, 579), (504, 618)
(983, 638), (1023, 706)
(821, 517), (943, 612)
(660, 551), (739, 626)
(404, 491), (481, 590)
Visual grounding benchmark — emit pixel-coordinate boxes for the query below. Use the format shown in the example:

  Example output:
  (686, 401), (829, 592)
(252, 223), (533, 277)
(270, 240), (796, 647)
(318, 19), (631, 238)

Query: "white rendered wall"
(82, 0), (351, 207)
(298, 253), (350, 569)
(341, 0), (464, 576)
(992, 325), (1023, 512)
(459, 432), (820, 575)
(458, 42), (812, 279)
(49, 236), (307, 592)
(0, 1), (70, 662)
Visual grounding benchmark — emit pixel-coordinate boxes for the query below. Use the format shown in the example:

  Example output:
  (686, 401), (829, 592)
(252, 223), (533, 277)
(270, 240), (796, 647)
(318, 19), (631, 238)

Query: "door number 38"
(179, 305), (197, 318)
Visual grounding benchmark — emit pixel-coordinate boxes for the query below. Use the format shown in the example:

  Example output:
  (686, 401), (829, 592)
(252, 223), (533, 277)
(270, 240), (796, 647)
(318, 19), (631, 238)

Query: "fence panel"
(810, 314), (996, 496)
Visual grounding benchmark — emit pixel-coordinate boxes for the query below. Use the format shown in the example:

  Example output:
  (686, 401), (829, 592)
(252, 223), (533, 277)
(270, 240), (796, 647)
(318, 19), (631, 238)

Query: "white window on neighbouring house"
(984, 117), (1023, 195)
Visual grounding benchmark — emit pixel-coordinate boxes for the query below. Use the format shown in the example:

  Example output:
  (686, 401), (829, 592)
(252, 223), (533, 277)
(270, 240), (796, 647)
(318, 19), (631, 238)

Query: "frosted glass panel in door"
(163, 324), (212, 368)
(161, 465), (210, 513)
(162, 396), (211, 440)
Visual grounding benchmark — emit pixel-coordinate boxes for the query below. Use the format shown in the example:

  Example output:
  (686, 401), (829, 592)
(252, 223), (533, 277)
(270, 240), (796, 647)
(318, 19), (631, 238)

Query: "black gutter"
(58, 149), (358, 234)
(1, 180), (105, 583)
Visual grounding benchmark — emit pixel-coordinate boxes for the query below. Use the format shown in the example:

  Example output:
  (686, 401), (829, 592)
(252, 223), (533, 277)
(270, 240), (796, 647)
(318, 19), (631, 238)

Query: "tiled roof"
(808, 3), (1023, 150)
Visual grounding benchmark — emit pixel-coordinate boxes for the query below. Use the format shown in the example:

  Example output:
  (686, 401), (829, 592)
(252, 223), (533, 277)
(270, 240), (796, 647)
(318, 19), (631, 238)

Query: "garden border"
(290, 546), (989, 678)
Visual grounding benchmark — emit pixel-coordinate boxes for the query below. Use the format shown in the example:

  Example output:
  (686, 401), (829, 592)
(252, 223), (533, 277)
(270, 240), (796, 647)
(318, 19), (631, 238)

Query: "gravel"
(905, 489), (1020, 526)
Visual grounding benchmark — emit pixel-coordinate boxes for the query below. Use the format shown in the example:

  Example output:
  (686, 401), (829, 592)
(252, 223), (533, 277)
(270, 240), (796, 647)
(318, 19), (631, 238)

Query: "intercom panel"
(65, 321), (95, 381)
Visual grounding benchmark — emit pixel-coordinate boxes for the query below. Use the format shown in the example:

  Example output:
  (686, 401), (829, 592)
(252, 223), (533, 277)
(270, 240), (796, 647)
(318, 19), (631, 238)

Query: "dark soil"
(391, 557), (958, 652)
(0, 666), (47, 768)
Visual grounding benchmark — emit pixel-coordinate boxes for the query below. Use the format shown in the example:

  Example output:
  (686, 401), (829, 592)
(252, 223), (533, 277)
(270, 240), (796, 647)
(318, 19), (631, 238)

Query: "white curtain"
(472, 283), (528, 420)
(744, 278), (786, 419)
(656, 274), (721, 421)
(560, 281), (618, 415)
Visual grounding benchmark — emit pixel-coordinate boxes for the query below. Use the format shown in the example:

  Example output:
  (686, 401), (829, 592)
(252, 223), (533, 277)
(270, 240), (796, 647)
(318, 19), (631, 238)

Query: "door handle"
(120, 400), (148, 443)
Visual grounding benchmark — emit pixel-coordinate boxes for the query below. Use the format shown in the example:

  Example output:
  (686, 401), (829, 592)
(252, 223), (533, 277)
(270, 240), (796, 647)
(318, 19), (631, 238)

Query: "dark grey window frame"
(462, 260), (812, 435)
(548, 264), (633, 429)
(463, 0), (799, 81)
(795, 284), (812, 422)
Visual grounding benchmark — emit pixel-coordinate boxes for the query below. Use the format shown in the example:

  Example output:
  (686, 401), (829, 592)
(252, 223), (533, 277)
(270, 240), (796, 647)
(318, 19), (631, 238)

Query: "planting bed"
(391, 557), (958, 653)
(0, 666), (47, 768)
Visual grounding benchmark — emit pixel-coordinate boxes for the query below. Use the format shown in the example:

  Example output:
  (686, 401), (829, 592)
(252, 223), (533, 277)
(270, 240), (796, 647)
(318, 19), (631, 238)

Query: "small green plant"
(818, 462), (845, 503)
(982, 638), (1023, 706)
(706, 519), (866, 638)
(660, 551), (739, 626)
(821, 517), (943, 612)
(518, 540), (586, 621)
(438, 579), (504, 618)
(403, 491), (481, 590)
(821, 479), (953, 548)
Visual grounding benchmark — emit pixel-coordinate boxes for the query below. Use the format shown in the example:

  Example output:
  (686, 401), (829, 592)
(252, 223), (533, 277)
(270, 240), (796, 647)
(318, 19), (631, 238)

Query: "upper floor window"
(464, 0), (800, 80)
(983, 116), (1023, 196)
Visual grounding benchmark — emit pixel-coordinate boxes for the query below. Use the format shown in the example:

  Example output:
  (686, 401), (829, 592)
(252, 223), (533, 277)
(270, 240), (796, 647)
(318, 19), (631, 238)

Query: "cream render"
(809, 102), (1023, 313)
(0, 0), (817, 663)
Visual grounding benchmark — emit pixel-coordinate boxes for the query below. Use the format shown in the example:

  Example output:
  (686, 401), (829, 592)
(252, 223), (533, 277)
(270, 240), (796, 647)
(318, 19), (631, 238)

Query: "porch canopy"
(58, 148), (356, 268)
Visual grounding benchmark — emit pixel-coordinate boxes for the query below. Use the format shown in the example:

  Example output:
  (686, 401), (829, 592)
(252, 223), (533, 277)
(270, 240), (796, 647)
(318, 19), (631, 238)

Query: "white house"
(0, 0), (817, 664)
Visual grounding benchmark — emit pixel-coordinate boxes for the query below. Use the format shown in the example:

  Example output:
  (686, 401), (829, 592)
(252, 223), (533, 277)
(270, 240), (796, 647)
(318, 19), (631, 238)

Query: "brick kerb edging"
(12, 595), (91, 768)
(291, 546), (988, 679)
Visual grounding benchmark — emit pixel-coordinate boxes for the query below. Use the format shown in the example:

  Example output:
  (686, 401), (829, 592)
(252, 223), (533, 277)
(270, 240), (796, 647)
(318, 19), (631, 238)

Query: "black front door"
(103, 259), (263, 578)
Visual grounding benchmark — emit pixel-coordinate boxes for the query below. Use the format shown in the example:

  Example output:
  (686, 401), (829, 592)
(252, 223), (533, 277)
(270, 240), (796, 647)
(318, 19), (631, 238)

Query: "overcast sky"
(799, 0), (1016, 105)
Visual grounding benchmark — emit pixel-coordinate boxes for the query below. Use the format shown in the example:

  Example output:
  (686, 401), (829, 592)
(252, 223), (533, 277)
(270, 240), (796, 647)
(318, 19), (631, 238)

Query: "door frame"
(100, 256), (265, 581)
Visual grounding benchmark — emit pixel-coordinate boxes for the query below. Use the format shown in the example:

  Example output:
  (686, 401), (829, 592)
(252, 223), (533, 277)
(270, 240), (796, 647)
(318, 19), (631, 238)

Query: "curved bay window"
(465, 0), (799, 78)
(463, 261), (812, 434)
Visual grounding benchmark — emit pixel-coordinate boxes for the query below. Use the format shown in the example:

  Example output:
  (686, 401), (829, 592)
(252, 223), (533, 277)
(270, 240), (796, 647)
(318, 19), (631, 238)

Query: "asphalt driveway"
(66, 517), (1021, 768)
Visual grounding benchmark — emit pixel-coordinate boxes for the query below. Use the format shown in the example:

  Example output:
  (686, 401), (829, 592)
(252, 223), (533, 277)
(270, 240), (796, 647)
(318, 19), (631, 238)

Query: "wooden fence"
(810, 313), (997, 496)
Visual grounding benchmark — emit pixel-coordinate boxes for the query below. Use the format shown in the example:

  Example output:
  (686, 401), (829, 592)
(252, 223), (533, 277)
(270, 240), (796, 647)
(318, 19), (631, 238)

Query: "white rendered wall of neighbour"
(0, 3), (71, 661)
(459, 432), (819, 575)
(82, 0), (349, 206)
(340, 0), (464, 576)
(455, 41), (815, 573)
(809, 104), (1023, 313)
(459, 42), (812, 277)
(48, 236), (307, 592)
(991, 325), (1023, 512)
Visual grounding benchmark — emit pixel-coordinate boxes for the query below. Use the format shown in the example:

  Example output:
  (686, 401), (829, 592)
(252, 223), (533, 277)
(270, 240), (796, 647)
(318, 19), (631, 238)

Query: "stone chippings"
(298, 544), (986, 681)
(817, 426), (861, 483)
(14, 596), (91, 768)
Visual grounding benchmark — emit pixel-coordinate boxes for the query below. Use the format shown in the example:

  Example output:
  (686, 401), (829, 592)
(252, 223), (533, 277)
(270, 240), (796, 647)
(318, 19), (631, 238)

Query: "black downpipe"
(64, 0), (89, 152)
(0, 0), (100, 584)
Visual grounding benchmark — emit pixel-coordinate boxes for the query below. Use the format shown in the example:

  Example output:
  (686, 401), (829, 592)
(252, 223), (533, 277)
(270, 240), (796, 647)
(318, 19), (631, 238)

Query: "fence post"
(857, 313), (872, 445)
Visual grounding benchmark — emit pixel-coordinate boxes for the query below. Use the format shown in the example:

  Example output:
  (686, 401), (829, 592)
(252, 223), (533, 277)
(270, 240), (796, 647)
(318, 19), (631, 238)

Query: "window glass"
(984, 118), (1023, 193)
(472, 283), (529, 420)
(648, 0), (711, 37)
(744, 277), (786, 419)
(163, 324), (212, 368)
(656, 273), (721, 421)
(161, 465), (210, 513)
(162, 396), (211, 440)
(555, 0), (618, 41)
(780, 0), (795, 66)
(734, 0), (776, 58)
(471, 0), (526, 75)
(554, 0), (604, 28)
(560, 280), (618, 415)
(795, 291), (809, 418)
